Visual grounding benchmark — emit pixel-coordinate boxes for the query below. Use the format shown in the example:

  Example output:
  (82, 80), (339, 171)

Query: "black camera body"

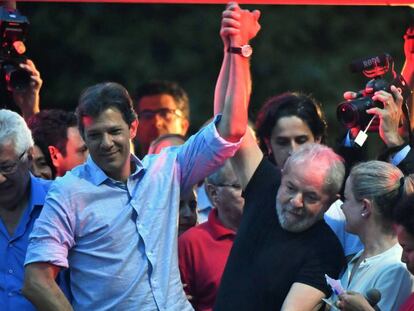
(0, 6), (30, 92)
(337, 54), (412, 131)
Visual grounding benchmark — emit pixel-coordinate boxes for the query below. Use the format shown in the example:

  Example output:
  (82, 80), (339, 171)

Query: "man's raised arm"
(215, 2), (262, 189)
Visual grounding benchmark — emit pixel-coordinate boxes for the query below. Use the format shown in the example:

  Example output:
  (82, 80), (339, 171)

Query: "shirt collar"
(86, 154), (145, 186)
(207, 208), (236, 240)
(28, 174), (52, 215)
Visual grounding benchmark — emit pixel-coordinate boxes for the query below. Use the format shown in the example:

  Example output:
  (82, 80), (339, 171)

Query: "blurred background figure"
(179, 159), (244, 311)
(29, 143), (53, 180)
(134, 80), (190, 157)
(27, 109), (88, 178)
(148, 133), (186, 155)
(336, 161), (414, 311)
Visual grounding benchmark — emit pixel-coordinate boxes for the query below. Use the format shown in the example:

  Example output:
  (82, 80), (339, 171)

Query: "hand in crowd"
(336, 291), (374, 311)
(12, 59), (42, 121)
(343, 85), (405, 148)
(220, 2), (260, 48)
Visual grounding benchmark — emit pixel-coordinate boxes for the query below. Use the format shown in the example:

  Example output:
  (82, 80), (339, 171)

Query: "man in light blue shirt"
(22, 15), (256, 308)
(0, 109), (70, 310)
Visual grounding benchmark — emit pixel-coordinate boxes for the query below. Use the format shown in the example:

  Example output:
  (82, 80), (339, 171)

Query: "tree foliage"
(9, 3), (414, 146)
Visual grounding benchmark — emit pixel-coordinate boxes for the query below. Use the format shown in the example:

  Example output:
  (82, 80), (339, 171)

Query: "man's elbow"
(221, 124), (247, 143)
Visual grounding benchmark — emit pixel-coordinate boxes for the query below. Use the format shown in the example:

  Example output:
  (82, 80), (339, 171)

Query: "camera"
(337, 53), (412, 131)
(0, 6), (30, 92)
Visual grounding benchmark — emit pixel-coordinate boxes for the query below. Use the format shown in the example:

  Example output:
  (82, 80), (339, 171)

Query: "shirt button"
(8, 292), (13, 296)
(8, 243), (13, 248)
(8, 269), (13, 274)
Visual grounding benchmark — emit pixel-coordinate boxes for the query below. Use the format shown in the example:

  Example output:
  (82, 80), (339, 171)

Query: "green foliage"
(18, 2), (414, 144)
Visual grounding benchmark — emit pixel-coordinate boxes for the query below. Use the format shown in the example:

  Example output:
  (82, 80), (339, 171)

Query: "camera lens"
(3, 63), (31, 92)
(337, 101), (359, 128)
(337, 97), (378, 129)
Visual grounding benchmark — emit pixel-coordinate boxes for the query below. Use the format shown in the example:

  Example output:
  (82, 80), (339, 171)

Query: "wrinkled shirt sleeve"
(176, 114), (241, 193)
(25, 181), (76, 268)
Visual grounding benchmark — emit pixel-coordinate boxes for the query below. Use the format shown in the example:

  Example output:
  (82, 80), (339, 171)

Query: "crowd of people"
(1, 2), (414, 311)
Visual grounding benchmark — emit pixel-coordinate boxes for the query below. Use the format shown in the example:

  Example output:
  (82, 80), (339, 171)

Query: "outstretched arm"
(215, 2), (262, 190)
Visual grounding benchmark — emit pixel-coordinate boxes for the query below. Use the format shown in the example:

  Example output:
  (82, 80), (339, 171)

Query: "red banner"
(15, 0), (414, 5)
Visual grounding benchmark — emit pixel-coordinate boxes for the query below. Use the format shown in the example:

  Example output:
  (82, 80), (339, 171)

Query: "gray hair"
(206, 160), (237, 186)
(283, 143), (345, 197)
(0, 109), (33, 156)
(350, 160), (414, 222)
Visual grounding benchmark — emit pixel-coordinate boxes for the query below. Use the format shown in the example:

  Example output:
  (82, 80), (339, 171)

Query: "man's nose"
(0, 172), (7, 184)
(290, 192), (303, 208)
(154, 113), (166, 129)
(100, 133), (114, 149)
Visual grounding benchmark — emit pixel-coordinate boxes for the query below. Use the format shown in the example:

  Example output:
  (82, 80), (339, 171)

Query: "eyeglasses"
(138, 108), (184, 121)
(0, 150), (26, 175)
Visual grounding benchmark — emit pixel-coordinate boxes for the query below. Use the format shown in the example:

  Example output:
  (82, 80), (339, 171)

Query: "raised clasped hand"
(220, 2), (261, 47)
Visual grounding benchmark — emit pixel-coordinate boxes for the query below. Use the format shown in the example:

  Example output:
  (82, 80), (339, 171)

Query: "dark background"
(4, 3), (414, 147)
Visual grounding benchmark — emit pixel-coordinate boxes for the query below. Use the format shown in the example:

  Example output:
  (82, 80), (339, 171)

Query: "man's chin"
(279, 213), (314, 233)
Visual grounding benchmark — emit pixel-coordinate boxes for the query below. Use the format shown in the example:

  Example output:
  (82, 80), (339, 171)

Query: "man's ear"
(27, 146), (34, 162)
(205, 183), (218, 205)
(181, 118), (190, 136)
(48, 145), (62, 168)
(315, 136), (322, 144)
(130, 119), (138, 139)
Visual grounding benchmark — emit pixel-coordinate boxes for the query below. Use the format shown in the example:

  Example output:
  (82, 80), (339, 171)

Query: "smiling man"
(20, 7), (260, 306)
(213, 4), (345, 310)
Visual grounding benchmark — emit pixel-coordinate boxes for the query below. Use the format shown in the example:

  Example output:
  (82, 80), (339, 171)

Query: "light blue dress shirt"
(0, 175), (51, 310)
(25, 119), (240, 311)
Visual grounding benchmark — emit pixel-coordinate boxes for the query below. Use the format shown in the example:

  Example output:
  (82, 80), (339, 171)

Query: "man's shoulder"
(179, 222), (211, 245)
(305, 221), (345, 260)
(31, 174), (52, 191)
(244, 158), (281, 200)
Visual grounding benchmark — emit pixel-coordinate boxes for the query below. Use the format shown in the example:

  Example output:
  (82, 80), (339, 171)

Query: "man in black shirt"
(213, 4), (346, 310)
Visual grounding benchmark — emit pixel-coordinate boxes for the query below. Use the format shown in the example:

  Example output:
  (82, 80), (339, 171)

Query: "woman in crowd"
(255, 92), (326, 168)
(337, 160), (414, 311)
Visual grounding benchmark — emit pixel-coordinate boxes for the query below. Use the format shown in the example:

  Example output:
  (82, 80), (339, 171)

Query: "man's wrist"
(385, 136), (405, 148)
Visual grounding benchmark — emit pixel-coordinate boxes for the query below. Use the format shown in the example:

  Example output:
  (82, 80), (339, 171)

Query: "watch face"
(241, 45), (253, 57)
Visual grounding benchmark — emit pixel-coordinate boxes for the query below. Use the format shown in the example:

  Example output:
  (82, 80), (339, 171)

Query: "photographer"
(341, 84), (414, 175)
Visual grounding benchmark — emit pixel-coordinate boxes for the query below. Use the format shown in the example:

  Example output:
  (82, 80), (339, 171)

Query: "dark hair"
(28, 109), (79, 177)
(76, 82), (137, 137)
(394, 193), (414, 236)
(255, 92), (327, 154)
(134, 80), (190, 119)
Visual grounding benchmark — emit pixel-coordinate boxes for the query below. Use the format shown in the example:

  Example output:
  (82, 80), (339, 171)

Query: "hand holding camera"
(12, 59), (42, 120)
(337, 53), (412, 147)
(0, 6), (42, 119)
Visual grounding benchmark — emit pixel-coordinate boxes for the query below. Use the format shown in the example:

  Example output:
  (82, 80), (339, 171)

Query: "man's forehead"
(0, 141), (18, 161)
(283, 166), (326, 192)
(138, 93), (178, 110)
